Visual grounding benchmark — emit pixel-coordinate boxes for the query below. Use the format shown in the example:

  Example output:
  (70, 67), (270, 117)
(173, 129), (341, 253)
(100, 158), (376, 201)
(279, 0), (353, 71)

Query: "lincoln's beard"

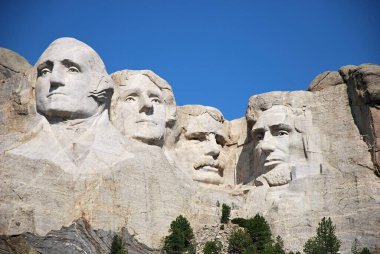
(261, 162), (291, 187)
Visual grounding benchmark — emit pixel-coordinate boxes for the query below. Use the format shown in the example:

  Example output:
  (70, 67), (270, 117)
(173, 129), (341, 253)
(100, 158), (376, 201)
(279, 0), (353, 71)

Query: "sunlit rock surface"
(0, 38), (379, 254)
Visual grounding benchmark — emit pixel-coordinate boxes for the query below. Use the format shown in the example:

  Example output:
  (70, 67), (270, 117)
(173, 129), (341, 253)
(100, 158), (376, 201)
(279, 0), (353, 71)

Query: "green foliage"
(260, 235), (285, 254)
(244, 214), (272, 251)
(163, 215), (196, 254)
(228, 228), (253, 254)
(360, 248), (371, 254)
(352, 239), (360, 254)
(220, 224), (224, 230)
(221, 203), (231, 224)
(231, 218), (248, 227)
(303, 217), (341, 254)
(230, 214), (272, 251)
(203, 239), (222, 254)
(110, 235), (127, 254)
(243, 245), (257, 254)
(352, 239), (372, 254)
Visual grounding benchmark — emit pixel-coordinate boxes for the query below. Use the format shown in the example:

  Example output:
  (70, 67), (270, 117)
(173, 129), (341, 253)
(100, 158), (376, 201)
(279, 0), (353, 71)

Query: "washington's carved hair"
(33, 37), (114, 111)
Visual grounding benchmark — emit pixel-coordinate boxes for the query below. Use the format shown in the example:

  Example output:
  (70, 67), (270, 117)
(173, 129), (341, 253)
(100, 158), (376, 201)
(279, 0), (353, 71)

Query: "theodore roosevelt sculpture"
(165, 105), (227, 185)
(10, 37), (129, 173)
(111, 70), (176, 147)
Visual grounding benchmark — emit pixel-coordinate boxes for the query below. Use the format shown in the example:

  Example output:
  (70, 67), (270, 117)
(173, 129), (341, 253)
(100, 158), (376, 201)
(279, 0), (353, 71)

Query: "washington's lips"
(136, 119), (157, 125)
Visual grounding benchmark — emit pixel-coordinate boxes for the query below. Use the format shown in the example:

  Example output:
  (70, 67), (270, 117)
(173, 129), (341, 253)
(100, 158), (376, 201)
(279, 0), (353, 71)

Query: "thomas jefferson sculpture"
(111, 70), (176, 147)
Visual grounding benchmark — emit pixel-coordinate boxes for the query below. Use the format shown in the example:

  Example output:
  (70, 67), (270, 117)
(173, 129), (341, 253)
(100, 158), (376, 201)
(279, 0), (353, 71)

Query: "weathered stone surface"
(1, 38), (379, 254)
(0, 48), (31, 80)
(346, 64), (380, 176)
(308, 71), (345, 92)
(0, 218), (153, 254)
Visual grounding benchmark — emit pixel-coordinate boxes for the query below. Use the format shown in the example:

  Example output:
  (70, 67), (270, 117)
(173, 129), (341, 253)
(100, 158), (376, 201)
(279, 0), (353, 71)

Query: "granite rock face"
(0, 38), (379, 254)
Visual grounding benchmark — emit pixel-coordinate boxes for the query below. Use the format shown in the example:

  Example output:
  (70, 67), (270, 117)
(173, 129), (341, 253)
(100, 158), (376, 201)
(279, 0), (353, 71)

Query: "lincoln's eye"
(276, 130), (289, 136)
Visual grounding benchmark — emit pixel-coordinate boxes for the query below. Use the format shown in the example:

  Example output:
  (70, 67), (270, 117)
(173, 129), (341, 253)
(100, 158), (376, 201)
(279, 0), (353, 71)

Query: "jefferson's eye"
(40, 68), (51, 76)
(68, 66), (79, 73)
(189, 135), (206, 142)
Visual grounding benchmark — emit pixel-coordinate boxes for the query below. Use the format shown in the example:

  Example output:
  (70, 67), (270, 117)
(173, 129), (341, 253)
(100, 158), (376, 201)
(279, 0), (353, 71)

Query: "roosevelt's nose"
(260, 132), (276, 153)
(205, 134), (221, 158)
(139, 95), (153, 114)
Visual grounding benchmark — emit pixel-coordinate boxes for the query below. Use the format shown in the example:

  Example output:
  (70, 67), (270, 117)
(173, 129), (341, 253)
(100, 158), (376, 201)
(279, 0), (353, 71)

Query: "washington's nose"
(205, 134), (221, 158)
(260, 133), (276, 153)
(139, 96), (153, 114)
(50, 68), (65, 88)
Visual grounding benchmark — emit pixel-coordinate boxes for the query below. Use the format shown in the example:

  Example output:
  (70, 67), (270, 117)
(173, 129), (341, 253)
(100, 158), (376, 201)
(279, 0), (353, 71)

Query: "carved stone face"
(173, 113), (226, 185)
(251, 105), (302, 186)
(115, 74), (166, 144)
(35, 40), (100, 120)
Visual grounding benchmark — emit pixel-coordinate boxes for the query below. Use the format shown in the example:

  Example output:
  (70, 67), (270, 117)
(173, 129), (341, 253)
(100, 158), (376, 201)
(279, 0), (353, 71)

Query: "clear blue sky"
(1, 0), (379, 120)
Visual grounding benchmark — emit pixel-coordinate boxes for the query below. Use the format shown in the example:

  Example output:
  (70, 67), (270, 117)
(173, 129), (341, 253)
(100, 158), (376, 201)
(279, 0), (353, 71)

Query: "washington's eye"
(40, 68), (51, 76)
(125, 97), (135, 102)
(67, 66), (79, 73)
(151, 98), (161, 104)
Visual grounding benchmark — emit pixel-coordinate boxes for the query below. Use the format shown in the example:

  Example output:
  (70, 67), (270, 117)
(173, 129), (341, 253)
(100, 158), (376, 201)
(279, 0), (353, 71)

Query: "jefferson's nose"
(139, 95), (153, 113)
(205, 134), (221, 158)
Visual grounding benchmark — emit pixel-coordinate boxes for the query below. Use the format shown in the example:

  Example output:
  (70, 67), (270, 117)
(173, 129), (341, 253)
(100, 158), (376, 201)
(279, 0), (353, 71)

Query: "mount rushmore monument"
(0, 38), (379, 253)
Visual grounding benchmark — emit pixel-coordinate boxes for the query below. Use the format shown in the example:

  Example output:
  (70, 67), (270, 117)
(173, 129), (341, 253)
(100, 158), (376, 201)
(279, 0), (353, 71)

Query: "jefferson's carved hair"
(111, 69), (177, 126)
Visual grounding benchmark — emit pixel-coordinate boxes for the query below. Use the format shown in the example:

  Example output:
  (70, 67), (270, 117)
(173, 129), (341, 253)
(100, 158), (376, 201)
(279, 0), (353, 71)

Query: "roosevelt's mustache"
(194, 157), (226, 171)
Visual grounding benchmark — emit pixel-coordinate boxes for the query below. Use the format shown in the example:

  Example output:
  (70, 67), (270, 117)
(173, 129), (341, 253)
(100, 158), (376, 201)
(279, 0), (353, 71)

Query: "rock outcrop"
(0, 38), (379, 254)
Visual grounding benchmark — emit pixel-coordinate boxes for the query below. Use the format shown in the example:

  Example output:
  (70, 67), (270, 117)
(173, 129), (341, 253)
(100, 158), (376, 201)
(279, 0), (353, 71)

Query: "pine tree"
(352, 239), (360, 254)
(163, 215), (196, 254)
(244, 214), (272, 251)
(303, 217), (341, 254)
(360, 248), (371, 254)
(221, 203), (231, 224)
(203, 239), (222, 254)
(228, 228), (253, 254)
(110, 235), (127, 254)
